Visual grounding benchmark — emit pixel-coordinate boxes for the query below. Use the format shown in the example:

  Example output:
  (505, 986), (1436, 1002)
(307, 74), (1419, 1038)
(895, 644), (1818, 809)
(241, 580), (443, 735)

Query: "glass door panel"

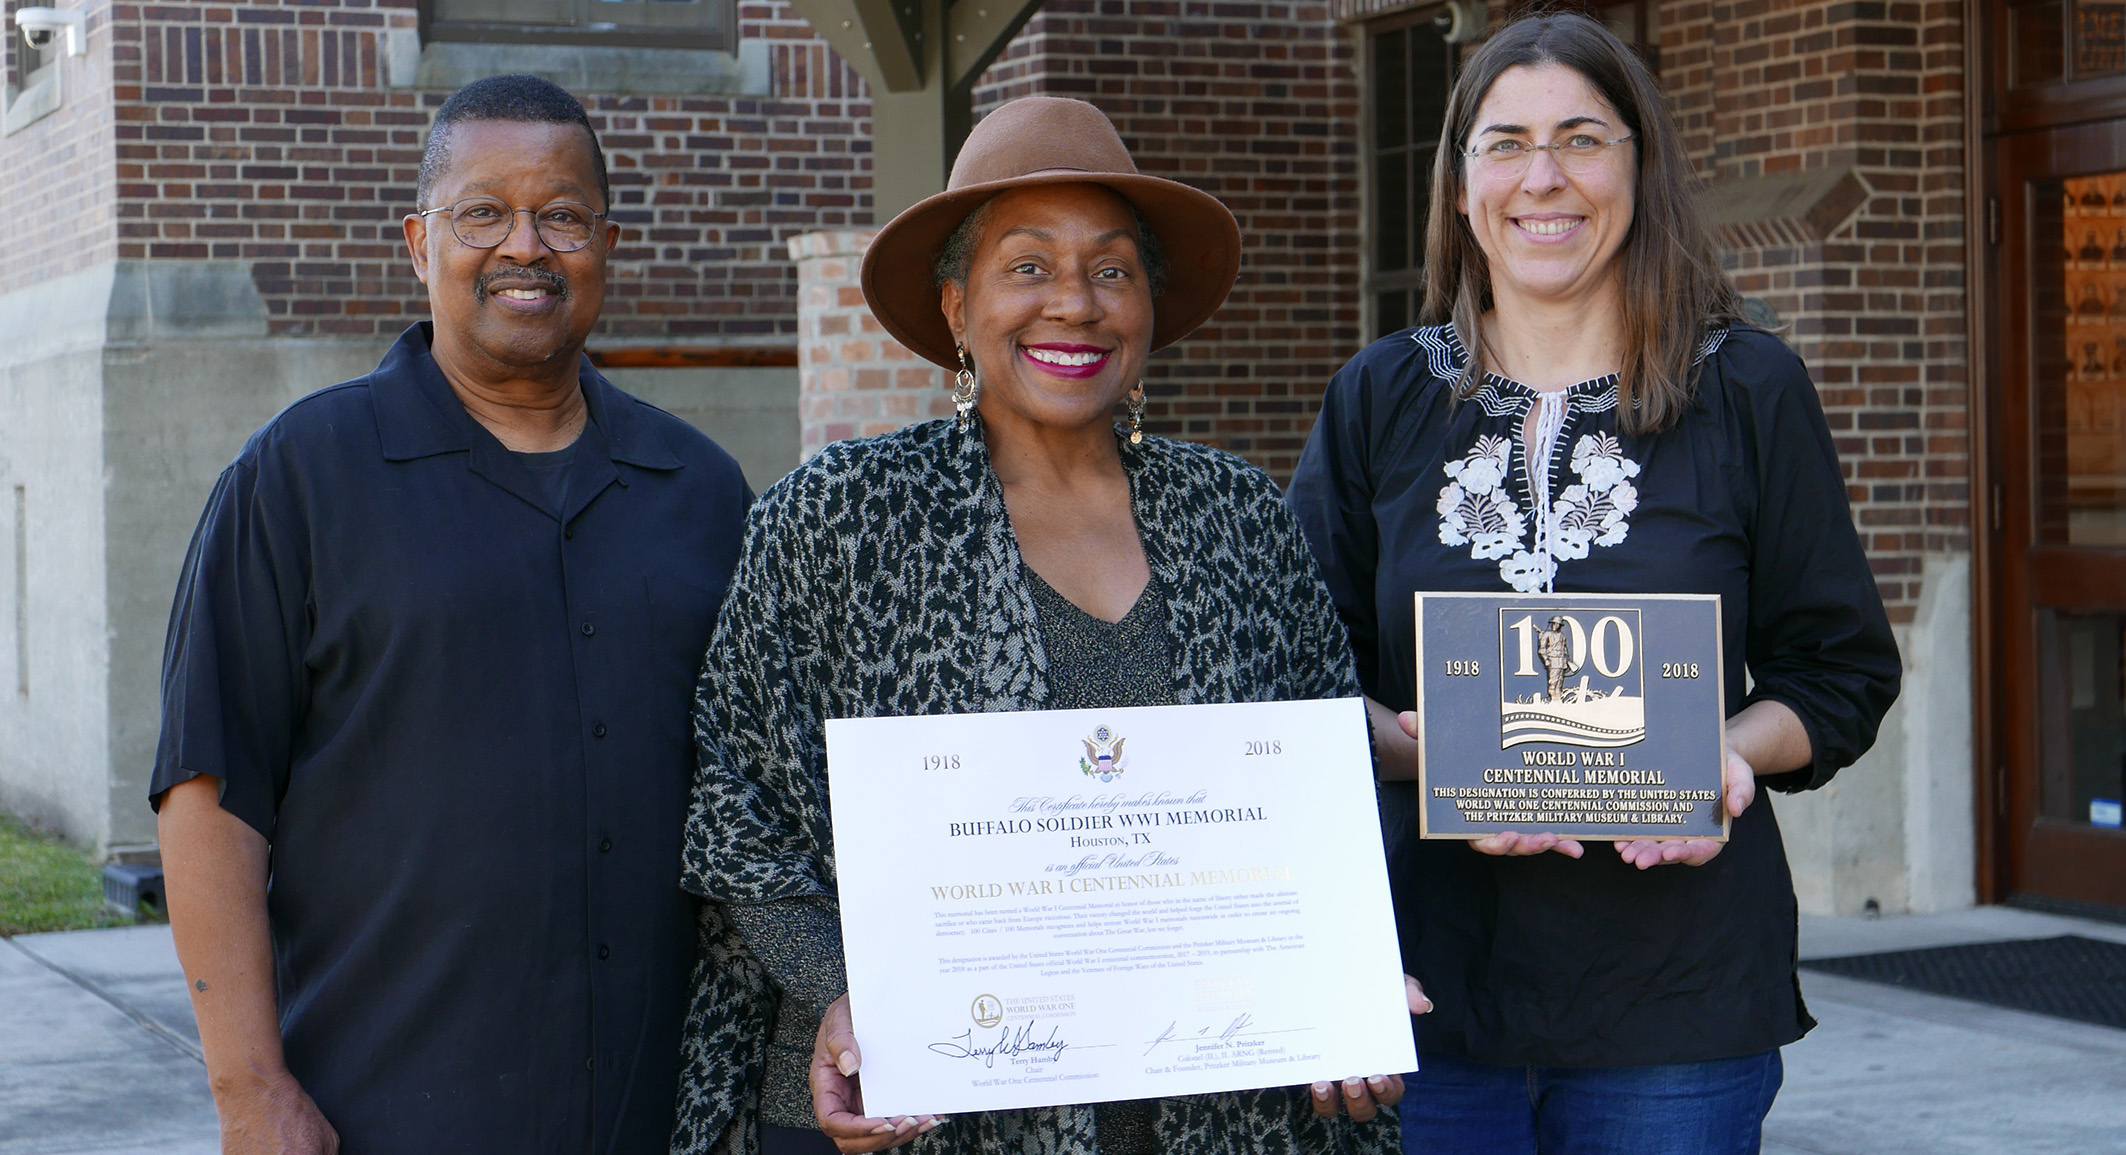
(2036, 173), (2126, 546)
(2000, 122), (2126, 910)
(2036, 610), (2126, 829)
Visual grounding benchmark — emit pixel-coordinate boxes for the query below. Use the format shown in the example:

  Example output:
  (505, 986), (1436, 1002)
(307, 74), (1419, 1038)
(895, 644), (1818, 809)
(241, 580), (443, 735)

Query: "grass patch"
(0, 813), (140, 936)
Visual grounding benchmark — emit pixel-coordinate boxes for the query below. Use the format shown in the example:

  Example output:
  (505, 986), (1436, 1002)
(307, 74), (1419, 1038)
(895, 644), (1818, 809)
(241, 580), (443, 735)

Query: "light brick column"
(789, 230), (954, 459)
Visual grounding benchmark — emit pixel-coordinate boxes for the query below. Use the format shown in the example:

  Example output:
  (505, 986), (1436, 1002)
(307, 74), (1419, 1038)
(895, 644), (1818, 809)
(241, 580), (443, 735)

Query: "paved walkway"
(0, 926), (216, 1154)
(2, 907), (2122, 1154)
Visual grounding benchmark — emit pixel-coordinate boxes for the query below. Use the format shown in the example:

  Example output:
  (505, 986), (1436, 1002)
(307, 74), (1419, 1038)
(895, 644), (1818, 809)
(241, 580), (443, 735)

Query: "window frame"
(3, 1), (62, 137)
(1361, 6), (1458, 341)
(421, 0), (737, 52)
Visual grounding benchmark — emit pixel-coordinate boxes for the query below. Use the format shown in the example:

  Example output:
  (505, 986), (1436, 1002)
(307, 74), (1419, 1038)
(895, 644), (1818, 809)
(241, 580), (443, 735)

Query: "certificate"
(825, 698), (1416, 1117)
(1413, 592), (1729, 840)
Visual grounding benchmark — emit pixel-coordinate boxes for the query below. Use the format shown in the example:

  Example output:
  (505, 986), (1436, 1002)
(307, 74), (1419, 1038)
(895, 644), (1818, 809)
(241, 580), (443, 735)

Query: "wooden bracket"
(946, 0), (1044, 93)
(784, 0), (928, 92)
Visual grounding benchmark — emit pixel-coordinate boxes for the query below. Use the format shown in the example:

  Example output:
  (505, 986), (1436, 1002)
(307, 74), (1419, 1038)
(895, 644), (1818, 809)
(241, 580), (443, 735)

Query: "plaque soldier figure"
(1539, 615), (1575, 703)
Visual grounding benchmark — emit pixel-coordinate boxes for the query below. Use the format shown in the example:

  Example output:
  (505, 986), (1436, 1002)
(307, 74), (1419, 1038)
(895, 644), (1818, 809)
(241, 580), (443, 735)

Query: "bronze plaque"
(1413, 592), (1729, 840)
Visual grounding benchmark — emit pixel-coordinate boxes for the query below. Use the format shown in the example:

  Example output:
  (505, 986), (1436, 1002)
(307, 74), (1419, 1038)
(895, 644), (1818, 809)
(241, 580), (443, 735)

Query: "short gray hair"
(931, 197), (1169, 299)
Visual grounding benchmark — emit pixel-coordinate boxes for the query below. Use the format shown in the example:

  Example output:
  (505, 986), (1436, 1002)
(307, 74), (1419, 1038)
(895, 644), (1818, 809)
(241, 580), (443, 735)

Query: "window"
(3, 2), (62, 136)
(16, 32), (45, 88)
(1598, 0), (1659, 71)
(2011, 0), (2126, 87)
(1366, 11), (1456, 338)
(424, 0), (734, 51)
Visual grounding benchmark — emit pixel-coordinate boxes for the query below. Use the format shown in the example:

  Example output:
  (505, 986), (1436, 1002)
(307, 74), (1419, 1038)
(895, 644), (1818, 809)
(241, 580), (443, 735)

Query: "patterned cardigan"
(670, 417), (1396, 1155)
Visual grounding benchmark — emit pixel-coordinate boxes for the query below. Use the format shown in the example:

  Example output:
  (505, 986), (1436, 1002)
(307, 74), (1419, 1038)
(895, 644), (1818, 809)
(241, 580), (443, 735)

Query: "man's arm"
(159, 776), (338, 1155)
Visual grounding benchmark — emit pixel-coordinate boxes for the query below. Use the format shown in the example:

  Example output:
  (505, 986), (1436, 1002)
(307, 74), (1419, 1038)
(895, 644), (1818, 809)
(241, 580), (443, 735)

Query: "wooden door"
(1997, 119), (2126, 908)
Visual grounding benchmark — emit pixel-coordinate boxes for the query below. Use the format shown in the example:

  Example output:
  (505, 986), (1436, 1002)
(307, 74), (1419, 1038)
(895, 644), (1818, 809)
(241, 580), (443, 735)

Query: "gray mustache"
(475, 267), (569, 301)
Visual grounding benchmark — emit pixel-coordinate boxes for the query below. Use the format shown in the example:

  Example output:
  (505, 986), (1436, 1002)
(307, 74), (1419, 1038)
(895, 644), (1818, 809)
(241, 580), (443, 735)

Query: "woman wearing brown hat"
(667, 97), (1411, 1155)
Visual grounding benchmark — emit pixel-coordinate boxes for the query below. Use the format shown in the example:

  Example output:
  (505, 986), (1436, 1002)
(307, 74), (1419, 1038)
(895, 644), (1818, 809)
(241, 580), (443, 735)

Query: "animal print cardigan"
(670, 417), (1395, 1155)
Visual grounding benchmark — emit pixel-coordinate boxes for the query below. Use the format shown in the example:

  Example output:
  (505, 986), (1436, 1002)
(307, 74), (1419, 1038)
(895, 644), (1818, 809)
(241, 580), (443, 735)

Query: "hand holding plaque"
(1412, 593), (1730, 843)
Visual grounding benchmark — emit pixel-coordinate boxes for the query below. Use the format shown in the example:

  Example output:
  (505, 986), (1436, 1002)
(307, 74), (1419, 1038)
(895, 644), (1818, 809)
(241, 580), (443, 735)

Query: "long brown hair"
(1420, 12), (1744, 433)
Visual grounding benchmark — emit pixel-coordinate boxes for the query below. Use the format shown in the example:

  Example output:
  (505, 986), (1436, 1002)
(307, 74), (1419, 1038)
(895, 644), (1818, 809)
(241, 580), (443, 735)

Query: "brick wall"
(93, 0), (875, 341)
(975, 0), (1365, 479)
(20, 0), (1367, 481)
(0, 0), (122, 295)
(789, 229), (952, 456)
(3, 0), (1972, 593)
(1665, 0), (1971, 622)
(113, 0), (424, 334)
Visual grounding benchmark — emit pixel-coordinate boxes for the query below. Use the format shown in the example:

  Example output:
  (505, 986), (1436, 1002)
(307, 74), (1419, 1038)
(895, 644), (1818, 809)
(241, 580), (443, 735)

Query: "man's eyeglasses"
(1462, 133), (1635, 176)
(416, 197), (607, 253)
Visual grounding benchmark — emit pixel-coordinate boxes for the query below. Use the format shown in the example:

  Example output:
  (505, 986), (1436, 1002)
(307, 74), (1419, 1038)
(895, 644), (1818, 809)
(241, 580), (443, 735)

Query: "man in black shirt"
(151, 76), (752, 1154)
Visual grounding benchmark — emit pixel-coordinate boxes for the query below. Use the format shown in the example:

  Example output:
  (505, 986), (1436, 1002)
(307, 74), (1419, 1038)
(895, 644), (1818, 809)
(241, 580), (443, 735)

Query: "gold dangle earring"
(953, 344), (980, 432)
(1126, 382), (1146, 445)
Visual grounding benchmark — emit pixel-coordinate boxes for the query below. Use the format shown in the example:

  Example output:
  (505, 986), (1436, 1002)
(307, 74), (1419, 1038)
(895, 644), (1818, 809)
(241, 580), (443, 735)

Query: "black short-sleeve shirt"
(152, 324), (752, 1153)
(1286, 324), (1901, 1068)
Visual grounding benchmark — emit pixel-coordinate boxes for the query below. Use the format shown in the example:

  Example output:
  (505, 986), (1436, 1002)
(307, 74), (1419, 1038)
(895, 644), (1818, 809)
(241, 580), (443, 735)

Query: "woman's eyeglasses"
(416, 197), (606, 252)
(1462, 133), (1635, 176)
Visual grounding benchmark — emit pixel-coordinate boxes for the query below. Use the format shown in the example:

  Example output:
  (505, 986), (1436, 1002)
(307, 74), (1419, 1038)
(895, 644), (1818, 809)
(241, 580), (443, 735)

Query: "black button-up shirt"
(1288, 325), (1900, 1068)
(152, 324), (752, 1153)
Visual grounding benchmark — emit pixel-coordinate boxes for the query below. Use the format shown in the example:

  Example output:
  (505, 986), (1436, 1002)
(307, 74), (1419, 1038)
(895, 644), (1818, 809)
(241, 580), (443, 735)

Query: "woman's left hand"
(1612, 745), (1757, 869)
(812, 994), (945, 1152)
(1308, 1073), (1404, 1122)
(1306, 975), (1428, 1120)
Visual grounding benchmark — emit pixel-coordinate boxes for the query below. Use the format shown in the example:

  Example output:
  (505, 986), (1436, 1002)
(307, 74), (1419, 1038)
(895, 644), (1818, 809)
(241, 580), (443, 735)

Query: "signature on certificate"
(929, 1020), (1071, 1067)
(1143, 1013), (1265, 1057)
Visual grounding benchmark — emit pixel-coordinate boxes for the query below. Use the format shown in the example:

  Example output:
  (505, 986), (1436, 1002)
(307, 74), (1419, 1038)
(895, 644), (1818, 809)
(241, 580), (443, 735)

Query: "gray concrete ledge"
(2, 70), (61, 137)
(0, 262), (270, 361)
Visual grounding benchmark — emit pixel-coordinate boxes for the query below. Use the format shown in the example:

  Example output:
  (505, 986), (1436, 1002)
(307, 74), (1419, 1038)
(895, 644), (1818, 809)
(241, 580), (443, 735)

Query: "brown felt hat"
(860, 96), (1243, 370)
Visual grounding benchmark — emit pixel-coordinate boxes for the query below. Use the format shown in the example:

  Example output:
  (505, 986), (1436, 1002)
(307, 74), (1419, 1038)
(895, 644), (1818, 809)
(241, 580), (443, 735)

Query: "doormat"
(1800, 935), (2126, 1030)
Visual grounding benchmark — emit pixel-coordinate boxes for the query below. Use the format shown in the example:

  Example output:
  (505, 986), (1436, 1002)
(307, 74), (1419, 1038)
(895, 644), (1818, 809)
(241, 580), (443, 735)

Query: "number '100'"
(1506, 614), (1636, 678)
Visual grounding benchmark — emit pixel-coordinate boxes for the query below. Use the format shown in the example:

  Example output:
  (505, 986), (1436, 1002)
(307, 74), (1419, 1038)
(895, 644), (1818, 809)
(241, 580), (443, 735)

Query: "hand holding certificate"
(823, 698), (1416, 1123)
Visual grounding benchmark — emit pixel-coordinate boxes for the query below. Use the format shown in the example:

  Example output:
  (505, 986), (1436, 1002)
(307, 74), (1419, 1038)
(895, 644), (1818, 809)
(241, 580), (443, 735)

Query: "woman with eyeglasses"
(1287, 14), (1900, 1154)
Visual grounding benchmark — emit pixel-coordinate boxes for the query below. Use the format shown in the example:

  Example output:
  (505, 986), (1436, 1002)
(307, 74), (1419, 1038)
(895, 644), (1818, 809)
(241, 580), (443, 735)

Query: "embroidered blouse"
(1286, 324), (1901, 1068)
(671, 417), (1398, 1154)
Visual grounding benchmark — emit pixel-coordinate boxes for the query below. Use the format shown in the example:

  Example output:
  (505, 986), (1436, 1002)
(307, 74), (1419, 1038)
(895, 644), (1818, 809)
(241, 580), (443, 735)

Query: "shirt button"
(585, 1057), (595, 1071)
(564, 526), (575, 540)
(592, 722), (608, 738)
(599, 837), (613, 853)
(580, 621), (595, 636)
(597, 943), (611, 960)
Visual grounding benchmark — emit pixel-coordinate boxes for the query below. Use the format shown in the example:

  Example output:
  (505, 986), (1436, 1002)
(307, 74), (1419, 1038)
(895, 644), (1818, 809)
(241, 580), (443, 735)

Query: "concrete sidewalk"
(2, 908), (2123, 1154)
(1770, 907), (2126, 1155)
(0, 926), (216, 1155)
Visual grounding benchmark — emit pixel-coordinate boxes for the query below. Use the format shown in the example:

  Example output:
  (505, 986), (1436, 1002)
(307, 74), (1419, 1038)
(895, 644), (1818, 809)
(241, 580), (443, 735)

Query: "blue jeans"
(1400, 1049), (1783, 1155)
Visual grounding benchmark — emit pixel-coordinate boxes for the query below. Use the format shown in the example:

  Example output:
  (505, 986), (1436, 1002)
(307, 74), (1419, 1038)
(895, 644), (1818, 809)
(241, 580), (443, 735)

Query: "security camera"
(13, 8), (87, 57)
(1431, 0), (1487, 45)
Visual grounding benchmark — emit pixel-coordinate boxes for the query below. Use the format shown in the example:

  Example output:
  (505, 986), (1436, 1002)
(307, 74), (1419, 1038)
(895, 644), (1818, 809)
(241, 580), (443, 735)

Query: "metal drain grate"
(1801, 935), (2126, 1030)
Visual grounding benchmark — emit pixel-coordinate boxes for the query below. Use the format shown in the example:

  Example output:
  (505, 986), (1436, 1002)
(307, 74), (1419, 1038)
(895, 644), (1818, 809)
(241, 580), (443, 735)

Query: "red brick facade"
(790, 228), (953, 455)
(80, 0), (879, 340)
(1664, 0), (1973, 623)
(975, 1), (1365, 477)
(0, 0), (1970, 618)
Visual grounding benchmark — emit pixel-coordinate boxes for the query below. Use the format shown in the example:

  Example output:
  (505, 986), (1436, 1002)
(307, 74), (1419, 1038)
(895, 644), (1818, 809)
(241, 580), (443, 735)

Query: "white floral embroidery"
(1500, 549), (1556, 592)
(1436, 436), (1525, 562)
(1437, 429), (1643, 591)
(1553, 432), (1641, 558)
